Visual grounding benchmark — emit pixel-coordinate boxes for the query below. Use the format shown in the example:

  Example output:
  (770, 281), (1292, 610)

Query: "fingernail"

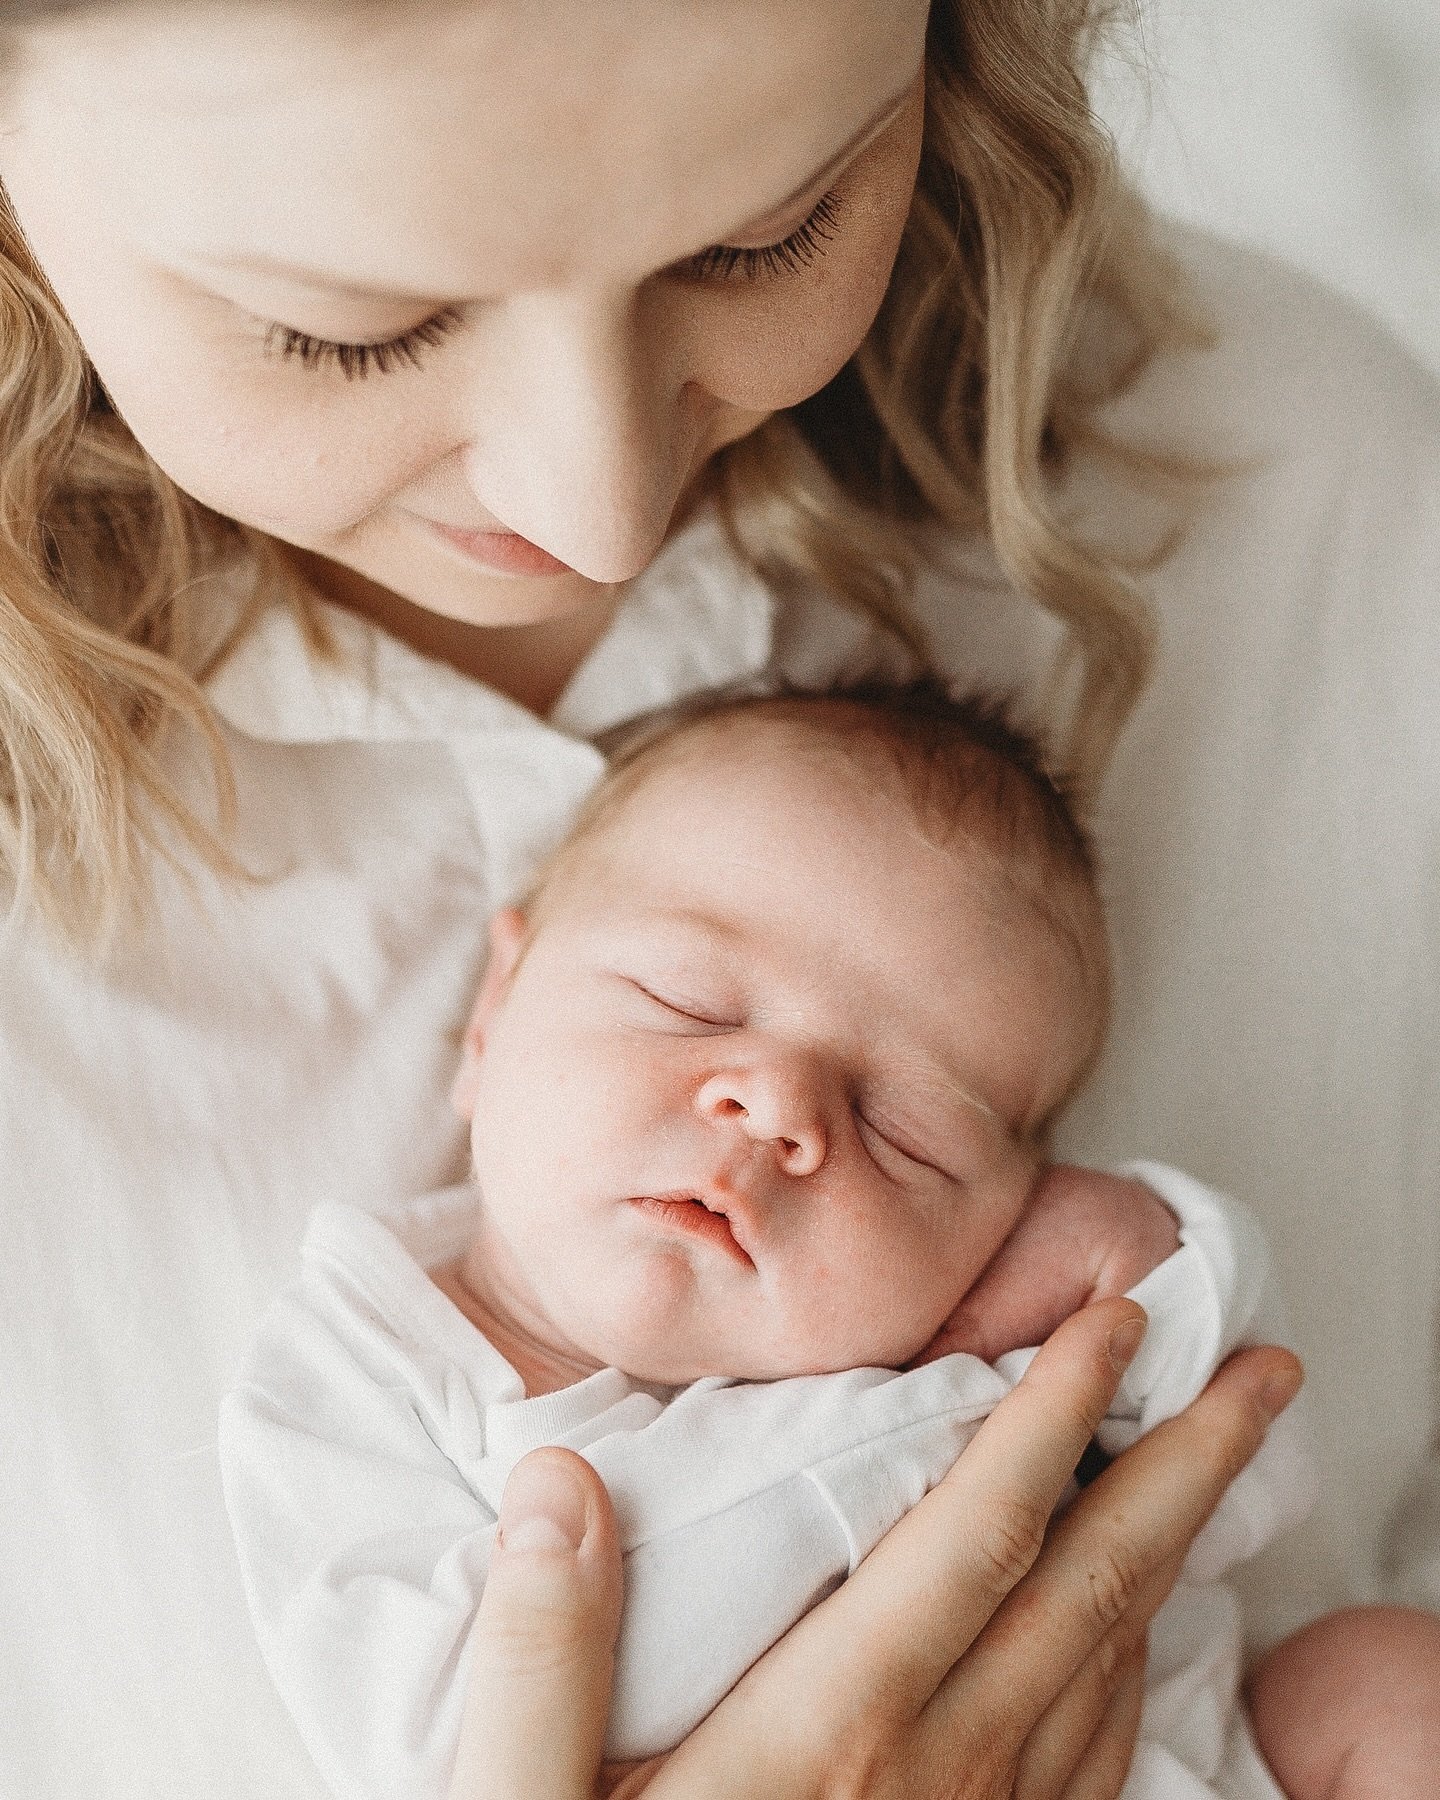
(1260, 1360), (1303, 1419)
(1107, 1315), (1147, 1372)
(498, 1453), (588, 1555)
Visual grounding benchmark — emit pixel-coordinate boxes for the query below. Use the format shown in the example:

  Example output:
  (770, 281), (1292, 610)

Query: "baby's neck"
(430, 1252), (604, 1398)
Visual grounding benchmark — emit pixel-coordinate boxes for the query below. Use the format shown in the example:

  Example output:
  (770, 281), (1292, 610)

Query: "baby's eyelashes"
(623, 976), (739, 1031)
(854, 1109), (933, 1170)
(852, 1106), (969, 1186)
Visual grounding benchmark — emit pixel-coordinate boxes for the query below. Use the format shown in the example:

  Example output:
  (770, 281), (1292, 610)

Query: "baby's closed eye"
(853, 1106), (948, 1176)
(622, 976), (740, 1031)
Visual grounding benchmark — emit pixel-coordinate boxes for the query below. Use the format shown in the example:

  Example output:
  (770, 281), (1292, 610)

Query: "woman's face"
(0, 0), (928, 628)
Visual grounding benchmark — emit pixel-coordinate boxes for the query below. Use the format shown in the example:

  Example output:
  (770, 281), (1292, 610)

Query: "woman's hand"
(446, 1447), (629, 1800)
(647, 1300), (1301, 1800)
(450, 1303), (1303, 1800)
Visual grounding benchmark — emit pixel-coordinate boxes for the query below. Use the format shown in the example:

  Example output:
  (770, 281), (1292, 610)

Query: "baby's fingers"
(450, 1449), (622, 1800)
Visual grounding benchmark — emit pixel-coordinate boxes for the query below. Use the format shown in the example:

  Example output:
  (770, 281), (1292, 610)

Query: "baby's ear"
(449, 907), (529, 1120)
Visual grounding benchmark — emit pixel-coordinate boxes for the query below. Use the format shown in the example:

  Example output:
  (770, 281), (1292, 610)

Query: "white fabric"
(219, 1166), (1312, 1789)
(1, 225), (1438, 1796)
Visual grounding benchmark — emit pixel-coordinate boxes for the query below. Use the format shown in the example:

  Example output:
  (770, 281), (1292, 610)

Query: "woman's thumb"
(449, 1448), (623, 1800)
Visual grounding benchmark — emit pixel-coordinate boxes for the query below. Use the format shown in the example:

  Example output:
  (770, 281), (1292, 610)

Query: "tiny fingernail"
(1260, 1361), (1303, 1419)
(1107, 1316), (1147, 1372)
(498, 1453), (588, 1555)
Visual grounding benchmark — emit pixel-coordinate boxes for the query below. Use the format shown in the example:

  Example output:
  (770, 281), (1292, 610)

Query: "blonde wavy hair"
(0, 0), (1204, 945)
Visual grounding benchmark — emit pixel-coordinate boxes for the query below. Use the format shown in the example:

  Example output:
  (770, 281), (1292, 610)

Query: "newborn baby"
(220, 682), (1429, 1800)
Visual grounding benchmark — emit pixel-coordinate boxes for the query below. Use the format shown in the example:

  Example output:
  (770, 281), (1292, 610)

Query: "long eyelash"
(688, 189), (845, 282)
(265, 306), (463, 380)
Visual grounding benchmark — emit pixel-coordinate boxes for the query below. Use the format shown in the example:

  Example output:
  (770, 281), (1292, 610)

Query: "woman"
(0, 1), (1433, 1796)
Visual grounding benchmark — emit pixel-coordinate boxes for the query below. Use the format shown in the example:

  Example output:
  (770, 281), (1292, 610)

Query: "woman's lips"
(428, 521), (574, 577)
(631, 1194), (755, 1269)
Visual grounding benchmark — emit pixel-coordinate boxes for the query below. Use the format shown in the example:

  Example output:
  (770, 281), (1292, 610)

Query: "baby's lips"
(630, 1190), (757, 1269)
(698, 1186), (762, 1266)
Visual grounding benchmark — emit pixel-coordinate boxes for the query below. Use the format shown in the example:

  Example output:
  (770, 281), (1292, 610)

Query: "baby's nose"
(695, 1063), (827, 1178)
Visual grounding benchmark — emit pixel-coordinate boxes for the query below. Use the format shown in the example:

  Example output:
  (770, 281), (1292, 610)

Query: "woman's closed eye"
(258, 189), (847, 380)
(263, 306), (464, 380)
(681, 189), (844, 283)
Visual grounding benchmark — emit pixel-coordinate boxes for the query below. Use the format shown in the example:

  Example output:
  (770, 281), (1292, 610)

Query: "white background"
(1094, 0), (1440, 374)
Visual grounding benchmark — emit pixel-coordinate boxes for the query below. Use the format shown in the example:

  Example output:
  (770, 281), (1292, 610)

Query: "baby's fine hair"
(546, 675), (1102, 948)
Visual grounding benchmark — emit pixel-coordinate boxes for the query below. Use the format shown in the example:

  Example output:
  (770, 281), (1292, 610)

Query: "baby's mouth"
(630, 1192), (756, 1269)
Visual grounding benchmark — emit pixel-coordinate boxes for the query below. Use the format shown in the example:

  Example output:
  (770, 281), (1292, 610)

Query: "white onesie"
(219, 1162), (1315, 1799)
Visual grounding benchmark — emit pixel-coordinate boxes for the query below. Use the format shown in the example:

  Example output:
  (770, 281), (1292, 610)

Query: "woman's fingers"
(809, 1299), (1147, 1711)
(992, 1541), (1183, 1797)
(677, 1297), (1147, 1771)
(649, 1331), (1300, 1800)
(449, 1449), (622, 1800)
(939, 1344), (1304, 1750)
(1054, 1647), (1148, 1800)
(642, 1301), (1144, 1800)
(1010, 1592), (1160, 1800)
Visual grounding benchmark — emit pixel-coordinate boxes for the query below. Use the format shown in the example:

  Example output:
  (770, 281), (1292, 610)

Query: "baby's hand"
(910, 1165), (1181, 1367)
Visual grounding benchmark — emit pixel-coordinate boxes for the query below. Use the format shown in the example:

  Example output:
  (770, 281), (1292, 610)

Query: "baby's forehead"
(567, 704), (1072, 900)
(552, 710), (934, 881)
(594, 704), (952, 829)
(513, 705), (1110, 1139)
(544, 705), (1102, 968)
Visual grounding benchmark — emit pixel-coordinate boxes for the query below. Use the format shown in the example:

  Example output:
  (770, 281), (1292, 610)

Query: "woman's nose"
(695, 1058), (829, 1179)
(459, 290), (702, 583)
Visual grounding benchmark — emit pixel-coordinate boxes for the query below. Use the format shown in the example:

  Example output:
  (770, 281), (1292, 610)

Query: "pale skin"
(0, 3), (1315, 1795)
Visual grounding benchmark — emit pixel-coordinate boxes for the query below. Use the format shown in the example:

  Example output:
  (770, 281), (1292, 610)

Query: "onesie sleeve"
(1098, 1161), (1319, 1584)
(575, 1359), (1010, 1759)
(218, 1282), (499, 1800)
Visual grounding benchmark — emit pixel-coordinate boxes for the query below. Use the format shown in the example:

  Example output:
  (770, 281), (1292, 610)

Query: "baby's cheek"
(787, 1221), (960, 1369)
(898, 1205), (1011, 1337)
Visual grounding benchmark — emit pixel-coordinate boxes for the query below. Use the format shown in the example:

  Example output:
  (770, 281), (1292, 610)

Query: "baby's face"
(455, 724), (1100, 1383)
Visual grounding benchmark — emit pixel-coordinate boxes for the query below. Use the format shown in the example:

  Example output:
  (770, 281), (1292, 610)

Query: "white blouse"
(2, 224), (1437, 1798)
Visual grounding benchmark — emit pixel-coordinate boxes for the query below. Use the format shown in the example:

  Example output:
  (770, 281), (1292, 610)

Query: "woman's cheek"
(104, 346), (440, 542)
(684, 102), (923, 413)
(48, 257), (428, 543)
(685, 235), (908, 415)
(8, 227), (376, 542)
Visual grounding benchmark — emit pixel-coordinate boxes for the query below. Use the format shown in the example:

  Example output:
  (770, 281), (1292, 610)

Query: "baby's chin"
(595, 1326), (934, 1386)
(559, 1266), (936, 1383)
